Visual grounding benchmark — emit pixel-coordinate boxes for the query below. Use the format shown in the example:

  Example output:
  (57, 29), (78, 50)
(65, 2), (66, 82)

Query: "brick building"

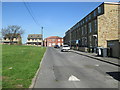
(26, 34), (43, 46)
(44, 36), (63, 47)
(64, 2), (120, 58)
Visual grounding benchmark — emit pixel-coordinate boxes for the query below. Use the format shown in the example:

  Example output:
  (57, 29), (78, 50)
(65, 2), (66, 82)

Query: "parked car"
(54, 45), (60, 48)
(61, 45), (70, 52)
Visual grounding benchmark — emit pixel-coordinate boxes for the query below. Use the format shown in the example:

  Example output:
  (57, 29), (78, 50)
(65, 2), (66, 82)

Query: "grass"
(0, 44), (2, 89)
(2, 45), (46, 88)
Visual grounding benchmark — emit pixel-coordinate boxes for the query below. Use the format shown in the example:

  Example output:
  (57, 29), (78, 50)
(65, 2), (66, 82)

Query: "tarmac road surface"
(34, 47), (119, 88)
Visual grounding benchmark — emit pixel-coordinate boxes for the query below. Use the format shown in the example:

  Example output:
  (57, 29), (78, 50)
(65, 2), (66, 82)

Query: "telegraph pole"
(41, 27), (43, 47)
(70, 29), (71, 48)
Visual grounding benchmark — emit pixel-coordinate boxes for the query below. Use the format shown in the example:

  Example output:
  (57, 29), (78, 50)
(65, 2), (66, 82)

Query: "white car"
(61, 45), (70, 52)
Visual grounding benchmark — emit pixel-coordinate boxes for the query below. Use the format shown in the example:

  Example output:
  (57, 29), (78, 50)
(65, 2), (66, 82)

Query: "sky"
(1, 2), (112, 43)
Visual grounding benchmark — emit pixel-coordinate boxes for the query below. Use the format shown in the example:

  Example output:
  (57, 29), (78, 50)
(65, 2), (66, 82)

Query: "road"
(34, 47), (119, 88)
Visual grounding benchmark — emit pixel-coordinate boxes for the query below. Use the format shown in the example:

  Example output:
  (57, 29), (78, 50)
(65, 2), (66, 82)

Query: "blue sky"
(2, 2), (104, 43)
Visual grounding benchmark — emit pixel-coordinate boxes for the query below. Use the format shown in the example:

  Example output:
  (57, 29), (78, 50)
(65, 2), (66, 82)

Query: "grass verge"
(2, 45), (46, 88)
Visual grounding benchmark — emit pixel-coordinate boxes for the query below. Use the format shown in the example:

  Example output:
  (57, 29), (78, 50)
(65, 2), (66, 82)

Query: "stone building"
(44, 36), (63, 47)
(26, 34), (43, 46)
(64, 2), (120, 58)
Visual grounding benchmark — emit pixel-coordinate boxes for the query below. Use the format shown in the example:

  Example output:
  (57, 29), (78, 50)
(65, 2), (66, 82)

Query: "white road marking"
(68, 75), (80, 81)
(95, 64), (99, 66)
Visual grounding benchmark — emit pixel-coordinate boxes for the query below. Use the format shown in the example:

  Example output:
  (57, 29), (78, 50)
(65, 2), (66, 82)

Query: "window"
(86, 17), (88, 22)
(94, 10), (97, 17)
(58, 39), (60, 41)
(89, 14), (91, 20)
(98, 6), (101, 14)
(78, 23), (80, 27)
(82, 27), (84, 35)
(52, 43), (55, 46)
(83, 20), (84, 24)
(88, 22), (92, 33)
(94, 19), (97, 31)
(80, 22), (82, 26)
(52, 39), (55, 42)
(84, 25), (87, 34)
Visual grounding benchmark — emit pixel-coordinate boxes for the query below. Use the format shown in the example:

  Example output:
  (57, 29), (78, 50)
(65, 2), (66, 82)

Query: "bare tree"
(2, 25), (24, 45)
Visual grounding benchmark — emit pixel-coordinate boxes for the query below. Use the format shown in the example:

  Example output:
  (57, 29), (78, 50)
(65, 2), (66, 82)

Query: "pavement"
(34, 47), (119, 88)
(70, 50), (120, 67)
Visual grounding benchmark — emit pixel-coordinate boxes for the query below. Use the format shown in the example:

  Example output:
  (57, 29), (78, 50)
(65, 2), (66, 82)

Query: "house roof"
(104, 2), (120, 5)
(45, 36), (63, 39)
(28, 34), (42, 39)
(4, 33), (21, 38)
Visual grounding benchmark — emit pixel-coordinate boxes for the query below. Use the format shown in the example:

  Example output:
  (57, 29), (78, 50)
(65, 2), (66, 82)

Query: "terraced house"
(64, 2), (120, 58)
(26, 34), (43, 46)
(2, 34), (22, 44)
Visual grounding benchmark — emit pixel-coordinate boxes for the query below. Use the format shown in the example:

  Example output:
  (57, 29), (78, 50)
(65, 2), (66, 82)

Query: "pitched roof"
(28, 34), (42, 39)
(4, 33), (21, 38)
(45, 36), (63, 39)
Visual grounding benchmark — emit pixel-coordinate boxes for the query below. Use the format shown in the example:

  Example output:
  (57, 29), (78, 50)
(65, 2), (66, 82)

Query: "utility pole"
(70, 29), (71, 49)
(41, 27), (43, 47)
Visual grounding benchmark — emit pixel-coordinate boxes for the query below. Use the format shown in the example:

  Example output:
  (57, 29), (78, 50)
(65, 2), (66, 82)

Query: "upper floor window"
(98, 6), (102, 14)
(82, 27), (84, 35)
(80, 22), (82, 26)
(88, 22), (92, 33)
(52, 39), (55, 42)
(83, 20), (84, 24)
(84, 25), (87, 34)
(94, 19), (97, 31)
(85, 17), (88, 22)
(94, 10), (97, 17)
(89, 14), (91, 20)
(58, 39), (60, 41)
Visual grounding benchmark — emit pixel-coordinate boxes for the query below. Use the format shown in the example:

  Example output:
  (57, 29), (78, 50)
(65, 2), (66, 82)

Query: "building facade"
(44, 36), (63, 47)
(64, 2), (120, 57)
(2, 34), (22, 44)
(26, 34), (43, 46)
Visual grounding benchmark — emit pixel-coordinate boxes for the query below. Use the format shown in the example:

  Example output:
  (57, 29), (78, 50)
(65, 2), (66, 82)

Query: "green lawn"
(2, 45), (46, 88)
(0, 44), (2, 89)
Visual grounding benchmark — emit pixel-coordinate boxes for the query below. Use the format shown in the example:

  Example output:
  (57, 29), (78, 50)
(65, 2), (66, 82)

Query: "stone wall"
(118, 5), (120, 42)
(98, 4), (119, 48)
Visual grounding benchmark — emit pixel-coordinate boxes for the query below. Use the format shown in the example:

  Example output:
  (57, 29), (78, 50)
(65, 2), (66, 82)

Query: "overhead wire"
(23, 0), (40, 27)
